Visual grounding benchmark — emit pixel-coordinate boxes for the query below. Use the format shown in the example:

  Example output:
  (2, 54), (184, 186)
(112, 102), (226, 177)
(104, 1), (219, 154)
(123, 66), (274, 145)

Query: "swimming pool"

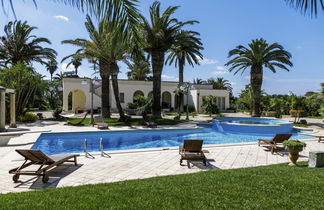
(213, 117), (293, 134)
(32, 126), (314, 155)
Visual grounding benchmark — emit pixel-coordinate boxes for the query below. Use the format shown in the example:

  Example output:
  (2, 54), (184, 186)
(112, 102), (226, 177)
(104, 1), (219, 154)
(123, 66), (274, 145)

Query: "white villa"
(62, 77), (230, 113)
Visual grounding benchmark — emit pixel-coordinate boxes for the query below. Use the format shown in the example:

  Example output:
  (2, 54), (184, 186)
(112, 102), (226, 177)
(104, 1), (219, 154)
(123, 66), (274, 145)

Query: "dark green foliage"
(183, 104), (196, 113)
(18, 112), (38, 123)
(283, 140), (307, 148)
(202, 95), (220, 116)
(52, 108), (63, 119)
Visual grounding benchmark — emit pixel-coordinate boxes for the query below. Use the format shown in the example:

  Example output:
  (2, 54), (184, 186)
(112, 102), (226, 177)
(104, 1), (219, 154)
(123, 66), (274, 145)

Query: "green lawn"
(1, 162), (324, 209)
(292, 123), (308, 128)
(67, 117), (190, 126)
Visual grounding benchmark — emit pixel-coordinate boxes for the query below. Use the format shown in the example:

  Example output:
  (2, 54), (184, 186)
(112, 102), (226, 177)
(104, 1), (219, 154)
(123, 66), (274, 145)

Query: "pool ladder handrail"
(100, 137), (111, 158)
(84, 139), (95, 159)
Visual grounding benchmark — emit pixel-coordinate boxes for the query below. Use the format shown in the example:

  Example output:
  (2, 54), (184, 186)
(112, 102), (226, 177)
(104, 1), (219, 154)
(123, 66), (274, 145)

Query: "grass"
(65, 117), (190, 126)
(293, 123), (308, 128)
(1, 162), (324, 209)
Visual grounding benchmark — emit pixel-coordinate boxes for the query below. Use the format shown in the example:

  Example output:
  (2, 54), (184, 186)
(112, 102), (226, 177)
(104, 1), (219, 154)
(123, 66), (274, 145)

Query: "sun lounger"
(94, 116), (109, 129)
(258, 134), (292, 154)
(179, 140), (207, 168)
(9, 149), (79, 183)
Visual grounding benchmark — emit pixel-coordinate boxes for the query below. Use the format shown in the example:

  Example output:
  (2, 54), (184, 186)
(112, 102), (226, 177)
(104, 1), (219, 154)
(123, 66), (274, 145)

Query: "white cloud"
(61, 63), (75, 72)
(197, 57), (218, 65)
(161, 74), (178, 81)
(53, 15), (69, 22)
(216, 66), (226, 71)
(211, 71), (228, 76)
(211, 66), (228, 75)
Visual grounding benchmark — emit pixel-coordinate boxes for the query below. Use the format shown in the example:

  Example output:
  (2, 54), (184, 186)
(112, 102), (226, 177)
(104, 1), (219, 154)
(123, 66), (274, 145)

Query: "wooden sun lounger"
(317, 136), (324, 143)
(258, 134), (292, 154)
(94, 116), (109, 129)
(9, 149), (79, 183)
(179, 140), (207, 168)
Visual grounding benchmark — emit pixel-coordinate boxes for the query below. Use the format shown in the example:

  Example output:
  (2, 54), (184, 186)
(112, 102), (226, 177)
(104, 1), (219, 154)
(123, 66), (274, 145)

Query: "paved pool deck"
(0, 119), (323, 194)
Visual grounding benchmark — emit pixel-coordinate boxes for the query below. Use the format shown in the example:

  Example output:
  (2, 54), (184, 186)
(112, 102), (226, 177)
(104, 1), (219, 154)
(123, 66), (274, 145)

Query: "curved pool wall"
(213, 117), (293, 134)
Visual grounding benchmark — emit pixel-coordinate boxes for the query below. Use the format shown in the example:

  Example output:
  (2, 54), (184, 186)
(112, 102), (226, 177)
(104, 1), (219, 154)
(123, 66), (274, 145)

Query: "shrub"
(36, 113), (43, 120)
(283, 140), (306, 149)
(127, 103), (138, 109)
(202, 95), (220, 116)
(183, 104), (196, 113)
(53, 108), (62, 119)
(18, 112), (38, 123)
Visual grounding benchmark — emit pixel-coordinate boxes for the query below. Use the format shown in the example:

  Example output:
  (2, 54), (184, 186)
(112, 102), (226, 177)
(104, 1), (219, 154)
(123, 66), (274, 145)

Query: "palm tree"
(3, 0), (139, 22)
(193, 78), (206, 84)
(62, 16), (130, 121)
(62, 55), (82, 75)
(225, 38), (293, 117)
(126, 52), (151, 80)
(139, 1), (197, 118)
(46, 59), (58, 80)
(206, 77), (232, 92)
(286, 0), (324, 16)
(0, 21), (57, 67)
(166, 30), (203, 114)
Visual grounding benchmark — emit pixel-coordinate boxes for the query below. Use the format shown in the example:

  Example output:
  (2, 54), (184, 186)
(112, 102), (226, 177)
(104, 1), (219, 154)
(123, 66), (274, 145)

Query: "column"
(0, 90), (5, 131)
(9, 93), (16, 128)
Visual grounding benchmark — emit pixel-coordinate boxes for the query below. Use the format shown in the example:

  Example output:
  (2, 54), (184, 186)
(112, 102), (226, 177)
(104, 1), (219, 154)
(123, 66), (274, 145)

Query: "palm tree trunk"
(151, 49), (164, 119)
(110, 62), (127, 122)
(99, 60), (111, 118)
(250, 65), (263, 117)
(178, 59), (185, 115)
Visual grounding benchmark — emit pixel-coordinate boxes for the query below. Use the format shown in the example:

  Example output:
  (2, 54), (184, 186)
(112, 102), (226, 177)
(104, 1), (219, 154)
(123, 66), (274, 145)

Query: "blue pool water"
(32, 126), (314, 155)
(213, 117), (293, 134)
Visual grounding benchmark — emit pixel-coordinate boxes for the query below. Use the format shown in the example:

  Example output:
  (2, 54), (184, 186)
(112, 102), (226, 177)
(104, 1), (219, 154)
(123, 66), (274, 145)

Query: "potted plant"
(283, 140), (306, 167)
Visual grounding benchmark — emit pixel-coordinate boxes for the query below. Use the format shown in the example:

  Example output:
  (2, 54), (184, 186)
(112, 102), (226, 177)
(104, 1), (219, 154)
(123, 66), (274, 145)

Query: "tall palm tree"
(166, 30), (203, 114)
(286, 0), (324, 16)
(62, 16), (130, 121)
(62, 55), (82, 75)
(46, 59), (58, 80)
(225, 38), (293, 117)
(206, 77), (232, 92)
(3, 0), (139, 22)
(0, 20), (57, 67)
(139, 1), (197, 118)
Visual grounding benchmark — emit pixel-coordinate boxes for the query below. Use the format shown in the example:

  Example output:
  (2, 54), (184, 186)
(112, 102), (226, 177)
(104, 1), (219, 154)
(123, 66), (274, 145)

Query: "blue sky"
(1, 0), (323, 96)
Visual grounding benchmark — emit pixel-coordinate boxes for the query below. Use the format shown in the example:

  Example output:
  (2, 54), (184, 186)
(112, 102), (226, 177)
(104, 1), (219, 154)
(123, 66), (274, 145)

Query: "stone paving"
(0, 117), (323, 194)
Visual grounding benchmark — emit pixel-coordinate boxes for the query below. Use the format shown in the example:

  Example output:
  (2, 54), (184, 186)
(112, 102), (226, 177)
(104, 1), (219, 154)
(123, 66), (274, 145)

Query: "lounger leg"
(187, 160), (191, 169)
(180, 159), (183, 165)
(203, 159), (207, 166)
(42, 174), (49, 183)
(74, 156), (78, 166)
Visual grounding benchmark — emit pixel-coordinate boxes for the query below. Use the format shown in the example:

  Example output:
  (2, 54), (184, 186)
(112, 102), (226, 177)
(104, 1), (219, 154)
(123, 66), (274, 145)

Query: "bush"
(183, 104), (196, 113)
(283, 140), (306, 149)
(36, 113), (43, 120)
(18, 112), (38, 123)
(53, 108), (62, 119)
(202, 95), (220, 116)
(127, 103), (138, 109)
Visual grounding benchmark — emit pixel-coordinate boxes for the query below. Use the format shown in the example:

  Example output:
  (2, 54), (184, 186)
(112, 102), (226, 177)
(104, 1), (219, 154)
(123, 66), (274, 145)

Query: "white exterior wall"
(190, 89), (230, 112)
(62, 78), (230, 113)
